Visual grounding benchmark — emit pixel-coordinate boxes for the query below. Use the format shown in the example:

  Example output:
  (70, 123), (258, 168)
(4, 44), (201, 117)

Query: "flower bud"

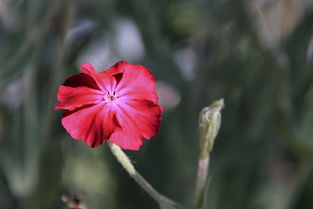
(199, 99), (224, 156)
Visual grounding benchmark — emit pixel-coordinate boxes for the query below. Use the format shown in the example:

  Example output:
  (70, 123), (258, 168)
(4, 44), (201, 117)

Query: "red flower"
(55, 61), (162, 150)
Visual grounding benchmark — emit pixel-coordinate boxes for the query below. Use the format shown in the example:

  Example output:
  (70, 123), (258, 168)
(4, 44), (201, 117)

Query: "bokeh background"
(1, 0), (313, 209)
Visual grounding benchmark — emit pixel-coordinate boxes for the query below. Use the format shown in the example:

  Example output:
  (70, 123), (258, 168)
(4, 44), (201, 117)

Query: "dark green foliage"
(0, 0), (313, 209)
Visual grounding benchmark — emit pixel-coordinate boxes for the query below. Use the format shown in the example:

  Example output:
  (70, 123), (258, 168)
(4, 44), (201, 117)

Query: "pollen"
(104, 91), (118, 103)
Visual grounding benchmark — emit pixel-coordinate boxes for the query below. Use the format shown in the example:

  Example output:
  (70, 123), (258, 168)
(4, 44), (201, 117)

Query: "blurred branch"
(275, 61), (313, 159)
(231, 0), (313, 158)
(288, 11), (313, 103)
(26, 0), (41, 32)
(287, 162), (313, 209)
(22, 1), (77, 208)
(127, 0), (185, 89)
(41, 0), (77, 141)
(0, 167), (19, 208)
(0, 0), (64, 85)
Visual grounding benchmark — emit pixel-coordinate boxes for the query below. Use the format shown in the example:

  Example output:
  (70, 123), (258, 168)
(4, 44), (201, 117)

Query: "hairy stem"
(108, 142), (181, 209)
(193, 155), (210, 209)
(193, 99), (224, 209)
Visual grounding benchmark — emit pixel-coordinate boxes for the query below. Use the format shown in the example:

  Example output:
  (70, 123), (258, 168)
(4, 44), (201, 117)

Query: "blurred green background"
(1, 0), (313, 209)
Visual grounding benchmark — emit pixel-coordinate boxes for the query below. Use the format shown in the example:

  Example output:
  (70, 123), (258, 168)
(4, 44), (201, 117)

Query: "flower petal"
(80, 63), (116, 92)
(61, 103), (120, 147)
(109, 99), (162, 150)
(105, 61), (159, 103)
(63, 73), (100, 90)
(80, 62), (97, 75)
(55, 85), (103, 111)
(56, 61), (163, 150)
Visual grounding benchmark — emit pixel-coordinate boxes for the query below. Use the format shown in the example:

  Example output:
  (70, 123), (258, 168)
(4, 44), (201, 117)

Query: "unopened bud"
(199, 99), (224, 155)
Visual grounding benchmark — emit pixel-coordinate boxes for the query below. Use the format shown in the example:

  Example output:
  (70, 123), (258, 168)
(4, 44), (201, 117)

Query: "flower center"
(104, 91), (118, 103)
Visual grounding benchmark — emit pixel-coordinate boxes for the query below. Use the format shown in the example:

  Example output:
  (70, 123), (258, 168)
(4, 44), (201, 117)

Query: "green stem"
(193, 155), (210, 209)
(108, 142), (181, 209)
(193, 99), (224, 209)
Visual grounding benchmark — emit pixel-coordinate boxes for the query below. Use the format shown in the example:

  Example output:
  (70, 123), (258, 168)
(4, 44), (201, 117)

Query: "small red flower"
(55, 61), (162, 150)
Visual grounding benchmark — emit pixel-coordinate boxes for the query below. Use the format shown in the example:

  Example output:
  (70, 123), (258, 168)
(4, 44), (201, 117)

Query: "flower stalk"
(193, 99), (224, 209)
(108, 142), (180, 209)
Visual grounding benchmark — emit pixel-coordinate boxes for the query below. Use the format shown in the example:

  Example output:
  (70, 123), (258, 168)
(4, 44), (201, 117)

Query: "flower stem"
(193, 99), (224, 209)
(193, 155), (210, 209)
(108, 142), (181, 209)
